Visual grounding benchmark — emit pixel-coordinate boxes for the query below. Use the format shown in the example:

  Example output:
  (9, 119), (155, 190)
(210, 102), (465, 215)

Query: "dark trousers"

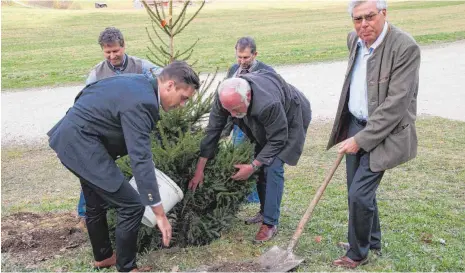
(255, 157), (285, 226)
(345, 115), (384, 261)
(68, 167), (144, 272)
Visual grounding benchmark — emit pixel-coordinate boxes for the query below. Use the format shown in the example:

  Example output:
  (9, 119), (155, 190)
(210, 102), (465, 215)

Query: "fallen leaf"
(420, 233), (433, 244)
(314, 236), (322, 243)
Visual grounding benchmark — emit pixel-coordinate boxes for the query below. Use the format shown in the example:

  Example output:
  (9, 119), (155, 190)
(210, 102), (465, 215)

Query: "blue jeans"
(232, 125), (259, 203)
(77, 189), (86, 218)
(261, 157), (285, 226)
(232, 125), (247, 146)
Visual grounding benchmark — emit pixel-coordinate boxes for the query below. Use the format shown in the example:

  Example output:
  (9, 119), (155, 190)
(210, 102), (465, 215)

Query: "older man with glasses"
(327, 0), (421, 268)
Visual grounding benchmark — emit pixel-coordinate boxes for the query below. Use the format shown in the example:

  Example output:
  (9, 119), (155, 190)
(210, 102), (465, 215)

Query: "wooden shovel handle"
(286, 152), (344, 252)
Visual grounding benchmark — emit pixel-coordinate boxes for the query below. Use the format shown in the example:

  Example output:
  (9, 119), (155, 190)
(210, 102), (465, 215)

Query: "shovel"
(256, 152), (344, 272)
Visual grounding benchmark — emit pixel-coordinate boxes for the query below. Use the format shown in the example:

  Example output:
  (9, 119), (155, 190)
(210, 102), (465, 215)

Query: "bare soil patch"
(1, 212), (87, 266)
(204, 261), (265, 272)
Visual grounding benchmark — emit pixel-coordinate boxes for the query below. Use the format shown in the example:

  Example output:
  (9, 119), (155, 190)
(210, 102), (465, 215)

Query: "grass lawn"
(2, 1), (465, 89)
(2, 117), (464, 271)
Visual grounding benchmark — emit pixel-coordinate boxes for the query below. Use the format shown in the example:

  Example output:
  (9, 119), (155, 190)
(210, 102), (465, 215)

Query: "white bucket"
(129, 168), (184, 227)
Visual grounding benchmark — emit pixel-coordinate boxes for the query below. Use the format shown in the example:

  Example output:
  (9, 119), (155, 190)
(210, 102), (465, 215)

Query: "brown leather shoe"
(76, 217), (87, 233)
(244, 212), (263, 225)
(253, 224), (277, 243)
(332, 256), (368, 269)
(94, 252), (116, 269)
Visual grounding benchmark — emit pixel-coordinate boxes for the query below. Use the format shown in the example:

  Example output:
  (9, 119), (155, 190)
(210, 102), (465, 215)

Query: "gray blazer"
(200, 70), (311, 166)
(47, 74), (161, 206)
(327, 24), (421, 172)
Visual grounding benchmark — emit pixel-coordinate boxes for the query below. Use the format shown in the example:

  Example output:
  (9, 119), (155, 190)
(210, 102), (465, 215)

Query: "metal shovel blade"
(257, 246), (304, 272)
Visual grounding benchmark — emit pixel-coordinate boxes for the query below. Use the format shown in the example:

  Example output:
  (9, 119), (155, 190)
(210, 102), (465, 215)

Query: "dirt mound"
(1, 212), (87, 265)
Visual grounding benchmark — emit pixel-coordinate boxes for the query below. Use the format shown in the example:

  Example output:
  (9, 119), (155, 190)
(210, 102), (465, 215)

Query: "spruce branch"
(174, 7), (187, 35)
(146, 47), (167, 67)
(174, 0), (205, 36)
(180, 49), (194, 61)
(143, 0), (170, 35)
(147, 23), (168, 48)
(171, 0), (190, 29)
(175, 38), (199, 59)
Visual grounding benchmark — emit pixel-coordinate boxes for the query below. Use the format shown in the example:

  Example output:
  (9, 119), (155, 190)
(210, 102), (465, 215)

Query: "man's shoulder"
(347, 31), (358, 49)
(387, 24), (419, 49)
(90, 60), (106, 70)
(127, 55), (154, 64)
(130, 55), (161, 72)
(226, 64), (239, 78)
(86, 60), (106, 85)
(255, 61), (276, 73)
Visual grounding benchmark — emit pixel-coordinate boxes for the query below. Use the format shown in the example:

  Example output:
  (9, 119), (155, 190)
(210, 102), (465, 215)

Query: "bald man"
(189, 70), (312, 243)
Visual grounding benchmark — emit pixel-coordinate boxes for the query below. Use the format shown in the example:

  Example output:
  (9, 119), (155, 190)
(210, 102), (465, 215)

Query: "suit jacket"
(226, 60), (276, 78)
(47, 74), (161, 206)
(201, 70), (311, 166)
(327, 24), (421, 172)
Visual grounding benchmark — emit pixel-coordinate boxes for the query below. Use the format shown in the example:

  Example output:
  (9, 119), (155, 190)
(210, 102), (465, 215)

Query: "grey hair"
(348, 0), (387, 16)
(235, 36), (257, 54)
(218, 78), (251, 106)
(98, 27), (125, 48)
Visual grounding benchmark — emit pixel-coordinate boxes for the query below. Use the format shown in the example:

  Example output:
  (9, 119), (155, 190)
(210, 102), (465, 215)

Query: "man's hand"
(338, 137), (360, 154)
(188, 171), (204, 191)
(151, 205), (172, 247)
(231, 164), (254, 181)
(189, 157), (208, 191)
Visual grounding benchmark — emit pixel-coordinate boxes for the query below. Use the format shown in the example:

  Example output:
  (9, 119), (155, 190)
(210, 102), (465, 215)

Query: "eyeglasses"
(352, 10), (382, 23)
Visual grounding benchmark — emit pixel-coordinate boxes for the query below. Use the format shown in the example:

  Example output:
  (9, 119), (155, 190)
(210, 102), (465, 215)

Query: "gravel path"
(2, 40), (465, 147)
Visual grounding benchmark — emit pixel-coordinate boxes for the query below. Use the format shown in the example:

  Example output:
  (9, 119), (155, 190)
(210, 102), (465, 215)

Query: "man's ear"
(246, 90), (252, 101)
(167, 80), (176, 91)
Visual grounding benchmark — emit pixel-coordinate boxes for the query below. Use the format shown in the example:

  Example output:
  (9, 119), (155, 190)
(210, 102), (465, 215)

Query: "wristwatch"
(251, 162), (260, 172)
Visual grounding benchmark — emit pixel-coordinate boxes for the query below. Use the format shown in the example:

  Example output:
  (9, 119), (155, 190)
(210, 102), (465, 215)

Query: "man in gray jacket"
(48, 61), (199, 272)
(189, 71), (311, 243)
(328, 0), (420, 268)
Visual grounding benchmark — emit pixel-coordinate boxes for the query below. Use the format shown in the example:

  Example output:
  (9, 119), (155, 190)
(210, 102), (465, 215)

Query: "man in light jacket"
(327, 0), (421, 268)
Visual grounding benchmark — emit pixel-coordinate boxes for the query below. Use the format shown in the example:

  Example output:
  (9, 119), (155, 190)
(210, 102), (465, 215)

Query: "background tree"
(143, 0), (205, 66)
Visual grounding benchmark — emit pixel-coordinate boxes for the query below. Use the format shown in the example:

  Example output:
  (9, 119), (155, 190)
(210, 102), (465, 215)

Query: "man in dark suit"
(47, 61), (200, 272)
(189, 71), (311, 243)
(327, 0), (420, 269)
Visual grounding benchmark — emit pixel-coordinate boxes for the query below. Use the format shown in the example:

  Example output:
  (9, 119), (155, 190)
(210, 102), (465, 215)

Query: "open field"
(2, 118), (464, 271)
(2, 1), (465, 89)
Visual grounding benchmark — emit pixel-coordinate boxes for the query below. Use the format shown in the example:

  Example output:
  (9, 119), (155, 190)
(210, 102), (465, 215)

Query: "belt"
(352, 115), (367, 126)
